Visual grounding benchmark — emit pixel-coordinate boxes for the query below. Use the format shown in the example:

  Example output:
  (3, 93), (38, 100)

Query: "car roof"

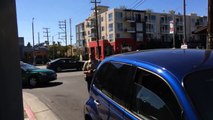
(51, 58), (73, 62)
(105, 49), (213, 82)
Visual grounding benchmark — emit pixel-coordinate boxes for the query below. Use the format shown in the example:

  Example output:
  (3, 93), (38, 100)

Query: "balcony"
(125, 17), (135, 22)
(176, 30), (183, 34)
(125, 28), (136, 33)
(160, 30), (169, 34)
(160, 21), (169, 25)
(146, 29), (154, 33)
(86, 23), (96, 29)
(176, 22), (183, 26)
(88, 33), (96, 38)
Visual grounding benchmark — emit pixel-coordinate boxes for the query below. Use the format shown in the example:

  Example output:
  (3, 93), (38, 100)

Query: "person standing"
(83, 54), (100, 91)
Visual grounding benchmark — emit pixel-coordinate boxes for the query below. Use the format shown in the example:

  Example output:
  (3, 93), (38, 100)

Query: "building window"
(136, 33), (143, 41)
(135, 14), (141, 22)
(102, 36), (105, 39)
(108, 13), (113, 21)
(151, 15), (156, 22)
(116, 33), (120, 38)
(101, 26), (104, 31)
(109, 23), (113, 32)
(136, 23), (143, 32)
(109, 34), (114, 41)
(101, 17), (104, 22)
(116, 23), (123, 31)
(115, 12), (123, 21)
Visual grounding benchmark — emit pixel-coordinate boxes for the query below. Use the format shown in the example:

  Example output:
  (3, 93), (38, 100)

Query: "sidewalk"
(23, 92), (59, 120)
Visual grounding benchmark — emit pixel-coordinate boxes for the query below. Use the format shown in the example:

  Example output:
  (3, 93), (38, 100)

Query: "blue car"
(84, 49), (213, 120)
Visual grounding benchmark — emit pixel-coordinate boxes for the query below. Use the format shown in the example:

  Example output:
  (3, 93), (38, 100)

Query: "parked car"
(84, 49), (213, 120)
(46, 58), (84, 72)
(20, 61), (57, 87)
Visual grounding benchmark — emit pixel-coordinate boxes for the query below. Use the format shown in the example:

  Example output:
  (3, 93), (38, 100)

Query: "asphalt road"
(23, 70), (89, 120)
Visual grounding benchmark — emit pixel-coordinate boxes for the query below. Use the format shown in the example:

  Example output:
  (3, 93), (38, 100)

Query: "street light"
(32, 17), (35, 65)
(32, 17), (35, 46)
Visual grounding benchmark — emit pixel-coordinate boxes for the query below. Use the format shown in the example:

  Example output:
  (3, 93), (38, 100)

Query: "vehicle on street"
(20, 61), (57, 87)
(84, 49), (213, 120)
(46, 58), (84, 72)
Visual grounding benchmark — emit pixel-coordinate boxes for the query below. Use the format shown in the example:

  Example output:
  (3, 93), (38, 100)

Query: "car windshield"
(184, 69), (213, 120)
(20, 62), (38, 71)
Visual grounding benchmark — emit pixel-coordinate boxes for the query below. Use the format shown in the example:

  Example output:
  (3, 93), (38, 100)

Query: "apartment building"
(76, 6), (207, 60)
(77, 6), (146, 59)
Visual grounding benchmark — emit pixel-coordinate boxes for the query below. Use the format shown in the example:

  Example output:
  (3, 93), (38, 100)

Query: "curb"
(24, 102), (36, 120)
(23, 92), (59, 120)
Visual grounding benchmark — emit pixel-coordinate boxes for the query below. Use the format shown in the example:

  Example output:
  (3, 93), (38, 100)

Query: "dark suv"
(84, 49), (213, 120)
(47, 58), (84, 72)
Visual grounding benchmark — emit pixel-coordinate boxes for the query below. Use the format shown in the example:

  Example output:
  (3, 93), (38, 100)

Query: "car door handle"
(94, 100), (100, 106)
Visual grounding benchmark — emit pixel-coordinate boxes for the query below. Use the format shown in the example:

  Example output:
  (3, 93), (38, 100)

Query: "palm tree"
(169, 10), (175, 15)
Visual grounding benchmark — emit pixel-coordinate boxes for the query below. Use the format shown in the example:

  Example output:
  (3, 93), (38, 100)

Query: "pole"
(52, 36), (55, 59)
(38, 32), (40, 44)
(0, 0), (23, 119)
(65, 20), (68, 57)
(32, 18), (35, 65)
(32, 18), (35, 46)
(183, 0), (187, 44)
(43, 28), (50, 45)
(173, 14), (176, 48)
(207, 0), (213, 49)
(70, 18), (73, 56)
(91, 0), (101, 59)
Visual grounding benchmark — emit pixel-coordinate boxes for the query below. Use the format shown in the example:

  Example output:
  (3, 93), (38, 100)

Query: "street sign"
(170, 20), (174, 34)
(181, 44), (188, 49)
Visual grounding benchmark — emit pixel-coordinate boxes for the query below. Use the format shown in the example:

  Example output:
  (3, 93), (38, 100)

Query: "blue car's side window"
(130, 69), (182, 120)
(93, 62), (135, 108)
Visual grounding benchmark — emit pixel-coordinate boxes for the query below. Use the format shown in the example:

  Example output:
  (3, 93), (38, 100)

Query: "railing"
(125, 28), (136, 32)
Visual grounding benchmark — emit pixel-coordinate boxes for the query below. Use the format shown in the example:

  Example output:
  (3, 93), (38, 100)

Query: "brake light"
(47, 62), (51, 66)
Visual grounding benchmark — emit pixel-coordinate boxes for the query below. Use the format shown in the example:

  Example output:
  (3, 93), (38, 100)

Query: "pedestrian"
(82, 54), (100, 91)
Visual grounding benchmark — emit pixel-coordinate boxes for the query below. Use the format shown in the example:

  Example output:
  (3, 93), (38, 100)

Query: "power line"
(129, 0), (140, 8)
(132, 0), (146, 9)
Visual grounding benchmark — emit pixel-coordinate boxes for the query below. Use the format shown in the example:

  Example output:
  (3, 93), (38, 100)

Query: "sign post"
(170, 20), (175, 48)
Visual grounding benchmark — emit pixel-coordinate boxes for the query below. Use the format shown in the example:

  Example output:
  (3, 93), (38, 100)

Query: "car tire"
(77, 67), (81, 71)
(85, 114), (92, 120)
(57, 67), (62, 72)
(28, 77), (38, 87)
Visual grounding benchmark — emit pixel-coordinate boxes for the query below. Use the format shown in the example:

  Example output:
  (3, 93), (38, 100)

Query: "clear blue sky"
(16, 0), (208, 46)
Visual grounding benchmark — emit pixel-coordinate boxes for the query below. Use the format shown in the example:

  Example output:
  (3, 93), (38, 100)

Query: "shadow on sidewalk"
(22, 82), (63, 89)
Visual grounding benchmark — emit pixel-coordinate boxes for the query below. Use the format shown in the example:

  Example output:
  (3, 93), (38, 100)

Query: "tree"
(27, 42), (32, 47)
(169, 10), (175, 15)
(119, 5), (127, 9)
(146, 9), (153, 15)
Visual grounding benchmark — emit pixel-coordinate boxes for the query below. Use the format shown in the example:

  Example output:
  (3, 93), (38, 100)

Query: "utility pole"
(0, 0), (23, 119)
(91, 0), (101, 59)
(173, 13), (176, 48)
(32, 18), (35, 46)
(70, 18), (73, 56)
(32, 18), (36, 65)
(59, 20), (68, 57)
(183, 0), (187, 44)
(52, 36), (55, 59)
(207, 0), (213, 49)
(43, 27), (50, 45)
(38, 32), (40, 44)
